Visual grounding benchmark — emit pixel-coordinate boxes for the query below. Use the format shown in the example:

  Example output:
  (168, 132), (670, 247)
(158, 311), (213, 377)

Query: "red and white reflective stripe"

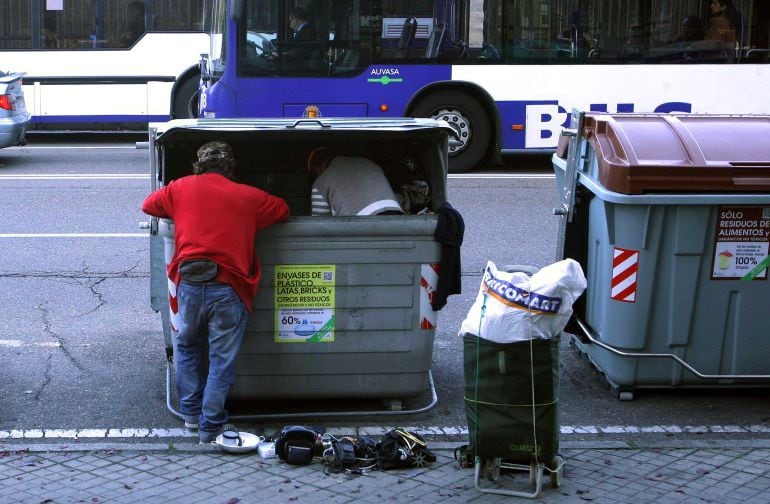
(611, 247), (639, 303)
(419, 263), (439, 329)
(168, 277), (179, 332)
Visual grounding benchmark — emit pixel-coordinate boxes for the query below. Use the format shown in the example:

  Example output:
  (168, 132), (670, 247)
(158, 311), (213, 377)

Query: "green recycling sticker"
(274, 264), (336, 342)
(742, 255), (770, 281)
(712, 205), (770, 281)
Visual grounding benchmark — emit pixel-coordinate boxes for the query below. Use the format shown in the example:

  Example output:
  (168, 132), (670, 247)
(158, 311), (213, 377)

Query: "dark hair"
(193, 157), (236, 178)
(713, 0), (741, 30)
(128, 1), (145, 13)
(306, 146), (332, 177)
(290, 7), (308, 21)
(193, 141), (237, 178)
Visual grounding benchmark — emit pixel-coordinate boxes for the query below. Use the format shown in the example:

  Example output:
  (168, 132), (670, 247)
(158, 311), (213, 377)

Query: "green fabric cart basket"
(463, 333), (560, 463)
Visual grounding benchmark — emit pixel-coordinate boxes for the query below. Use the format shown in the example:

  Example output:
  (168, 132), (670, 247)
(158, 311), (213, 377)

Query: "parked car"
(0, 71), (31, 149)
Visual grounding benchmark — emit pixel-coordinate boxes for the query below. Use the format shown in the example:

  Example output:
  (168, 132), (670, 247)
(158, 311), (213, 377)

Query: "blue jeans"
(174, 282), (248, 435)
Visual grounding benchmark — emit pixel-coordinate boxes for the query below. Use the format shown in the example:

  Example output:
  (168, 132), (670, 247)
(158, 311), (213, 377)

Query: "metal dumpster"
(554, 111), (770, 399)
(147, 118), (456, 415)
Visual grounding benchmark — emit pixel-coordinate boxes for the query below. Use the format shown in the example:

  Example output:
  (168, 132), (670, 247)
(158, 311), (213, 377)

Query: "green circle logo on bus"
(367, 75), (404, 85)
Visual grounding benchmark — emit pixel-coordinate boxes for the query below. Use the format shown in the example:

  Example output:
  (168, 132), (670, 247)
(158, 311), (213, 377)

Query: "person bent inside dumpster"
(307, 147), (404, 216)
(141, 141), (289, 443)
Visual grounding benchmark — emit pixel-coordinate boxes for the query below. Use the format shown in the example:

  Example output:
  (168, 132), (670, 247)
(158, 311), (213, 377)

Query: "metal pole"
(575, 317), (770, 380)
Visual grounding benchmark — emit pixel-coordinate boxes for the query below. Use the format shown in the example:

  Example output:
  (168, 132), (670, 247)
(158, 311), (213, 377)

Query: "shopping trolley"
(464, 334), (564, 497)
(462, 265), (565, 498)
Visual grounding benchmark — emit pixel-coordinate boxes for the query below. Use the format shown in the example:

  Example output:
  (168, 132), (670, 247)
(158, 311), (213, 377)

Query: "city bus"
(0, 0), (207, 129)
(199, 0), (770, 172)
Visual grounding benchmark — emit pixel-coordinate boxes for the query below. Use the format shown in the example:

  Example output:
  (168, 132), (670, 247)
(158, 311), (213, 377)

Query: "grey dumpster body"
(554, 111), (770, 399)
(147, 118), (454, 414)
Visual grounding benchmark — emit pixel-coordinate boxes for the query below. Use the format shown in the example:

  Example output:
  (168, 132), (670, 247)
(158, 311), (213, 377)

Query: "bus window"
(327, 1), (365, 74)
(743, 0), (770, 62)
(1, 0), (207, 128)
(242, 0), (377, 77)
(0, 2), (32, 49)
(111, 1), (147, 48)
(243, 0), (325, 75)
(154, 0), (204, 30)
(208, 0), (229, 81)
(1, 0), (202, 50)
(539, 0), (770, 65)
(36, 0), (145, 49)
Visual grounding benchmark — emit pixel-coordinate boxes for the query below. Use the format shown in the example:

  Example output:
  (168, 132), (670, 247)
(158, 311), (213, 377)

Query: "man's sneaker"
(183, 415), (199, 430)
(199, 424), (226, 444)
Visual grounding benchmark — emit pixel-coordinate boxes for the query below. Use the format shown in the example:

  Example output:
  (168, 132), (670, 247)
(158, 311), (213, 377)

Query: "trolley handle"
(499, 264), (538, 276)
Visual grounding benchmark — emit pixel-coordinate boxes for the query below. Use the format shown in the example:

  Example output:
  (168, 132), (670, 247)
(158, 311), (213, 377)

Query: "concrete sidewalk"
(2, 437), (769, 503)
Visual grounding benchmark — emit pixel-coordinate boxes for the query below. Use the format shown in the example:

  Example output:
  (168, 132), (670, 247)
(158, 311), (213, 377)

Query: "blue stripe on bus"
(219, 65), (453, 119)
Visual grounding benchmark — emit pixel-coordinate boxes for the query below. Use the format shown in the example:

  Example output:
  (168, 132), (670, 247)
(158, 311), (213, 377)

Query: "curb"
(3, 438), (770, 454)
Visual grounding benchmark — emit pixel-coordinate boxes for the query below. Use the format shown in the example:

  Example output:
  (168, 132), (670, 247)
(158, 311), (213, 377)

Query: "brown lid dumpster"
(582, 113), (770, 194)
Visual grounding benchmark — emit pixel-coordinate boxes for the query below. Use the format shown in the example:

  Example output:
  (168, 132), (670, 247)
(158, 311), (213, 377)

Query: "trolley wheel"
(484, 458), (501, 482)
(529, 461), (538, 485)
(550, 456), (564, 489)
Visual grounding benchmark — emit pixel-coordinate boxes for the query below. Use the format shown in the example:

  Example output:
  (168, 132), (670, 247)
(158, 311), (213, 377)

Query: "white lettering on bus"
(370, 68), (400, 76)
(526, 104), (566, 149)
(524, 102), (692, 149)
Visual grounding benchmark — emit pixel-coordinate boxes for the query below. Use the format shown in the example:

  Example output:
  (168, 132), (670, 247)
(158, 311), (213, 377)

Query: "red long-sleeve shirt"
(142, 172), (290, 310)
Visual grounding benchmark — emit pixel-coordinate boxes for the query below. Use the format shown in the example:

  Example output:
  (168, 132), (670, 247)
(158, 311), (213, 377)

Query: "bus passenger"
(308, 147), (404, 216)
(705, 0), (739, 44)
(289, 7), (317, 42)
(675, 16), (705, 43)
(141, 141), (289, 443)
(265, 7), (318, 65)
(113, 1), (146, 47)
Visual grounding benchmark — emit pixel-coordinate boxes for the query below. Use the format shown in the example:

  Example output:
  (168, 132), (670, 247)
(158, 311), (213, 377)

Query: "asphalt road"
(1, 139), (768, 445)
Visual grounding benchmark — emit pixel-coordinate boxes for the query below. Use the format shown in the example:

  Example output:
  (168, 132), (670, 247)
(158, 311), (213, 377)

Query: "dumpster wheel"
(617, 390), (634, 401)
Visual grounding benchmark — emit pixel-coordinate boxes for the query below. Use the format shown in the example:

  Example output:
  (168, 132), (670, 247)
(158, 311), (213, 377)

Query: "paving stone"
(1, 444), (769, 503)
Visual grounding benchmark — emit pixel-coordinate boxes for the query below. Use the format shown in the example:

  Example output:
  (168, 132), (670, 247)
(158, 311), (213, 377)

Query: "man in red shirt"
(142, 141), (289, 443)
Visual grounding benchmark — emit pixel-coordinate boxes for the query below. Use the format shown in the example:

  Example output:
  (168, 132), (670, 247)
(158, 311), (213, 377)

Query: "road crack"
(34, 354), (53, 400)
(75, 261), (143, 316)
(36, 301), (87, 374)
(0, 271), (147, 279)
(78, 277), (107, 316)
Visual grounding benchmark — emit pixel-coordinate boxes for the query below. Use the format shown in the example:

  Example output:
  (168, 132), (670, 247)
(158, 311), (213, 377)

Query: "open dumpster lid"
(582, 113), (770, 194)
(148, 117), (456, 212)
(151, 117), (458, 142)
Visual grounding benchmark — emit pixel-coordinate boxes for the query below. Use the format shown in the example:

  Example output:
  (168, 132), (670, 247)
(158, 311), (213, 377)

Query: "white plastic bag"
(459, 259), (587, 343)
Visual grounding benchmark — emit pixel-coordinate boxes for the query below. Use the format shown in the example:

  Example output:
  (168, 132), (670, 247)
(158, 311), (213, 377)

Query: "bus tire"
(411, 91), (490, 173)
(173, 77), (199, 119)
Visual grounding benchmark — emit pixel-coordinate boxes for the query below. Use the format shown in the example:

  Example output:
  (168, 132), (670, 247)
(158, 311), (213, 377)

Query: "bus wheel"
(173, 77), (199, 119)
(412, 91), (490, 173)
